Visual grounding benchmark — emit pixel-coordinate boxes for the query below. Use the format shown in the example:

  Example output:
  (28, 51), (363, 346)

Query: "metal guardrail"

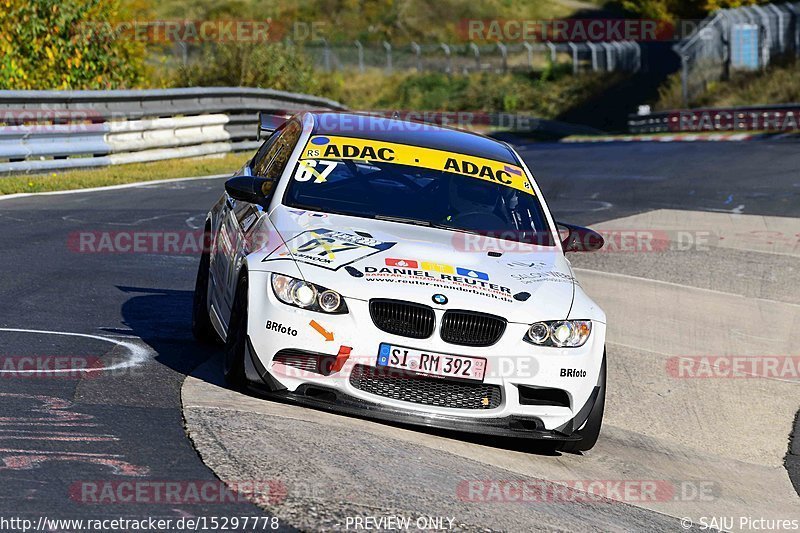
(305, 40), (641, 74)
(0, 87), (601, 175)
(629, 103), (800, 133)
(0, 87), (346, 174)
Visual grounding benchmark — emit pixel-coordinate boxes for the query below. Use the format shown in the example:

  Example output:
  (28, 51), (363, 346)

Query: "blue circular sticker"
(311, 136), (330, 145)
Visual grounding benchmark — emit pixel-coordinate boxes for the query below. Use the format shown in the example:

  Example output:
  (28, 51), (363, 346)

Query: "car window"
(250, 122), (286, 176)
(283, 135), (554, 245)
(253, 119), (302, 179)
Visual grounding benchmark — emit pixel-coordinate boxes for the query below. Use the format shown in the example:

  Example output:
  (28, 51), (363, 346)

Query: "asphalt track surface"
(0, 140), (798, 532)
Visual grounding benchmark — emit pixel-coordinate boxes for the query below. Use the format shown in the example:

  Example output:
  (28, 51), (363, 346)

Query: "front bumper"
(245, 272), (606, 439)
(244, 338), (596, 441)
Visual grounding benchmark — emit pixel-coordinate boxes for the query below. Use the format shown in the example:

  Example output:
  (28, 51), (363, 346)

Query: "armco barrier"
(0, 87), (599, 175)
(629, 103), (800, 133)
(0, 87), (346, 175)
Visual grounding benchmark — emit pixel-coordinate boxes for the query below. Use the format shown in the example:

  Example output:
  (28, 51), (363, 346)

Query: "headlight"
(271, 273), (348, 314)
(524, 320), (591, 347)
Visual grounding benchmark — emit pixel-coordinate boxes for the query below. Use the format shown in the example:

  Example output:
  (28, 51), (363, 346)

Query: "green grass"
(145, 0), (588, 43)
(318, 69), (626, 118)
(0, 153), (249, 195)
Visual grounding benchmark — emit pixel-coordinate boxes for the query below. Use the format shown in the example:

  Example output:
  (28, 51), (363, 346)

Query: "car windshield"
(282, 136), (554, 246)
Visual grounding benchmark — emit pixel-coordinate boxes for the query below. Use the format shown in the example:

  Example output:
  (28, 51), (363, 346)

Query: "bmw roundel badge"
(432, 294), (448, 305)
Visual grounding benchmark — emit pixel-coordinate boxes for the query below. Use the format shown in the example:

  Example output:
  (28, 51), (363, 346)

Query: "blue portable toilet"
(730, 23), (760, 70)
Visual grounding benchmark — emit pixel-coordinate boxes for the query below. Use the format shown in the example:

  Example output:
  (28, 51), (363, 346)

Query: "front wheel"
(223, 274), (248, 389)
(558, 353), (606, 453)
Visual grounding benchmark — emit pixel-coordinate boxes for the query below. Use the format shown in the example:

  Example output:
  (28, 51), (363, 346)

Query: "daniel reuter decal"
(364, 257), (514, 303)
(262, 228), (395, 271)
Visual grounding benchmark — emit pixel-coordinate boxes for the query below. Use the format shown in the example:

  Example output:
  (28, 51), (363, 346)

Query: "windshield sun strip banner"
(301, 135), (534, 196)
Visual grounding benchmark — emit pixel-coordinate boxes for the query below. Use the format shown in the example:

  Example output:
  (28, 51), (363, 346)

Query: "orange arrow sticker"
(309, 320), (334, 341)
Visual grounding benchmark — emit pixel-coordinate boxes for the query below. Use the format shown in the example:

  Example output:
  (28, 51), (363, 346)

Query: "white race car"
(193, 112), (607, 452)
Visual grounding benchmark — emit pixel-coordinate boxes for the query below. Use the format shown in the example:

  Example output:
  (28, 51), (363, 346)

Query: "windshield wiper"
(427, 222), (486, 237)
(374, 215), (431, 227)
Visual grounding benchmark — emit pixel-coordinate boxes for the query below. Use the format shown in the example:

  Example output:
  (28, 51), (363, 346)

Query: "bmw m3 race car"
(192, 112), (607, 452)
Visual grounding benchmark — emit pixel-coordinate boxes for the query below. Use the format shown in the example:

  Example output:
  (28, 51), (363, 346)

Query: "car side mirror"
(225, 176), (276, 206)
(556, 222), (604, 253)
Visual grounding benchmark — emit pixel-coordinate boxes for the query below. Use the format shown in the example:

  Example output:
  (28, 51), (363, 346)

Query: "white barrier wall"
(0, 87), (346, 175)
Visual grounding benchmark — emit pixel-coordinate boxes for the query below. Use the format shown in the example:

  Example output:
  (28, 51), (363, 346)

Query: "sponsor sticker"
(456, 267), (489, 281)
(300, 135), (532, 195)
(385, 258), (418, 268)
(363, 259), (513, 303)
(265, 321), (298, 336)
(262, 228), (395, 270)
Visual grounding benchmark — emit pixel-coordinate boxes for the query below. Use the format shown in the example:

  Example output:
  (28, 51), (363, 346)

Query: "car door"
(212, 119), (303, 329)
(209, 123), (285, 327)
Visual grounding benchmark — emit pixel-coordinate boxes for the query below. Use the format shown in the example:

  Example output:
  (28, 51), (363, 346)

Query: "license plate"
(376, 343), (487, 382)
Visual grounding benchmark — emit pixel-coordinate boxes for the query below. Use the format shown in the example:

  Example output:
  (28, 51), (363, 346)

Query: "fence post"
(440, 43), (452, 73)
(568, 42), (579, 74)
(586, 42), (599, 71)
(785, 3), (800, 55)
(752, 5), (773, 51)
(383, 41), (393, 73)
(602, 42), (614, 71)
(469, 42), (480, 71)
(410, 42), (422, 71)
(497, 42), (508, 73)
(767, 4), (785, 51)
(354, 41), (364, 73)
(321, 38), (331, 72)
(522, 42), (534, 71)
(177, 42), (188, 67)
(545, 41), (557, 63)
(612, 41), (625, 70)
(681, 54), (689, 108)
(789, 3), (800, 55)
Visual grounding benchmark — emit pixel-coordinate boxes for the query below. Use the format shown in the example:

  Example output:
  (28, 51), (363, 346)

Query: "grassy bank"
(317, 69), (626, 118)
(656, 57), (800, 110)
(0, 153), (248, 195)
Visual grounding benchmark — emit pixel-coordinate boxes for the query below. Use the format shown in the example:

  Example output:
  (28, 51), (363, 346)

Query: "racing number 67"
(294, 160), (337, 183)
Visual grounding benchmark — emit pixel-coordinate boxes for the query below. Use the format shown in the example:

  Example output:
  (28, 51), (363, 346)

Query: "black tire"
(191, 236), (221, 344)
(558, 353), (606, 453)
(223, 274), (248, 389)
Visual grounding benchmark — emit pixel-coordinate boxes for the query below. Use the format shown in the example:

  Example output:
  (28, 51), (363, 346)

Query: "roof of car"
(307, 112), (519, 165)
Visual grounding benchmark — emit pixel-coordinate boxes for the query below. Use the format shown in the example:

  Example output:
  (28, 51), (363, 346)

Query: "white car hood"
(249, 206), (576, 322)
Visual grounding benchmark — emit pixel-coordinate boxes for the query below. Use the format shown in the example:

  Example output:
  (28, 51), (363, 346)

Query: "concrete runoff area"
(182, 208), (800, 530)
